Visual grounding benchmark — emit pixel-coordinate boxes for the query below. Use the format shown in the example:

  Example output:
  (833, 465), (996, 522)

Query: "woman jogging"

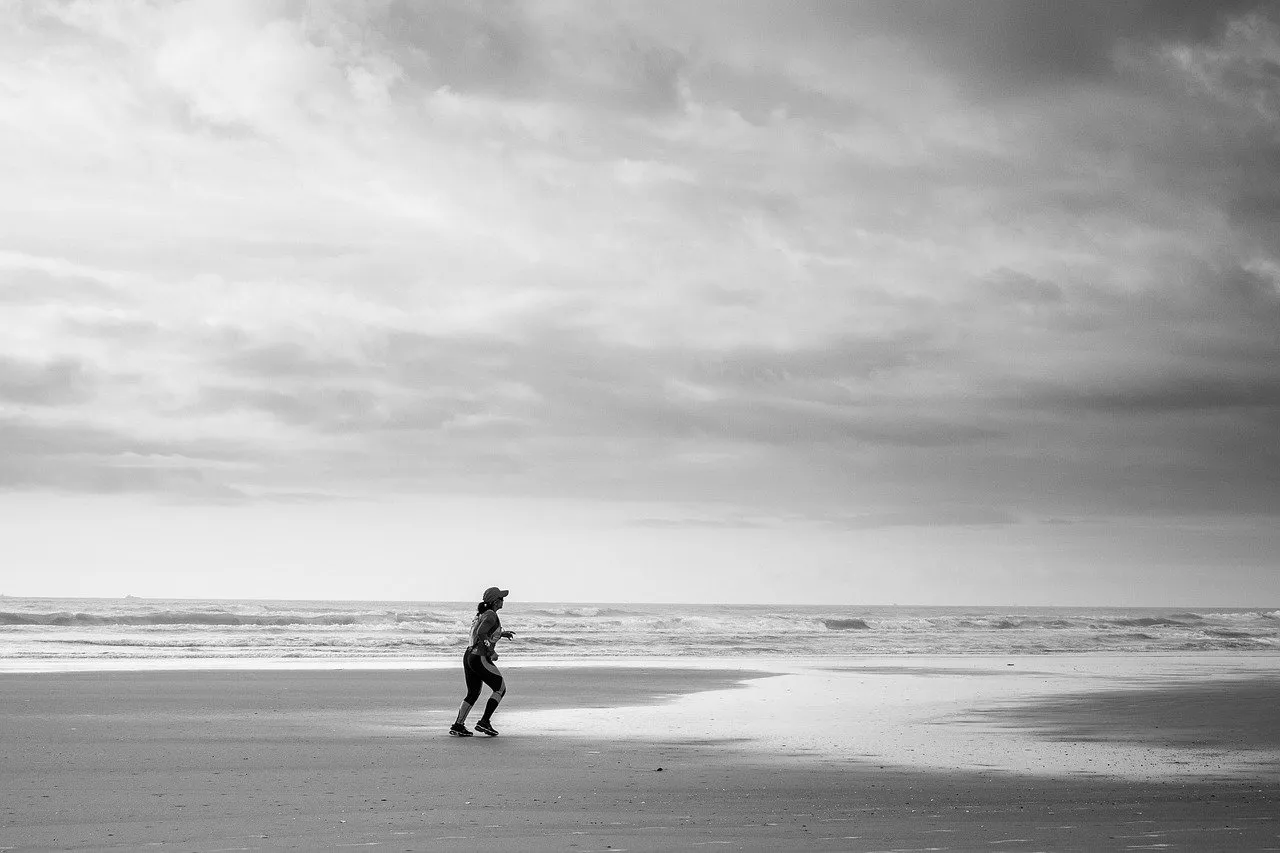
(450, 586), (514, 737)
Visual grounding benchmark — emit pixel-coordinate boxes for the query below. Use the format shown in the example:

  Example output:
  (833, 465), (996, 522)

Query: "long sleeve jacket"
(469, 610), (503, 659)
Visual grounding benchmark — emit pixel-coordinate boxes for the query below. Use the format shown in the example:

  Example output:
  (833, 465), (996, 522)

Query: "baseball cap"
(482, 587), (509, 605)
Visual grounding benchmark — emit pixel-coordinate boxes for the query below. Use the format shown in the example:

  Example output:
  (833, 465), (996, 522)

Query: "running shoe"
(474, 721), (499, 737)
(449, 723), (473, 737)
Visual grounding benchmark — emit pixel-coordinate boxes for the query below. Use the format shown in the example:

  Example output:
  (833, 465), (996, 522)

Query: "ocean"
(1, 598), (1277, 669)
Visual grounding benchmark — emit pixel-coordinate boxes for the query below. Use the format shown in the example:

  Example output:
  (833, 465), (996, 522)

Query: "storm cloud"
(2, 0), (1279, 533)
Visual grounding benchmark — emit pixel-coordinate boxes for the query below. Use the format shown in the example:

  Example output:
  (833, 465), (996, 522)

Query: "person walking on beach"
(450, 586), (515, 737)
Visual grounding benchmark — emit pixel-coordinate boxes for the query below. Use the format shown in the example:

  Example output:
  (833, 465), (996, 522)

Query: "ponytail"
(476, 601), (491, 614)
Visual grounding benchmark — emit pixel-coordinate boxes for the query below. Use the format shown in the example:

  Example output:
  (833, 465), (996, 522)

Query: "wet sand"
(2, 663), (1278, 851)
(988, 678), (1280, 749)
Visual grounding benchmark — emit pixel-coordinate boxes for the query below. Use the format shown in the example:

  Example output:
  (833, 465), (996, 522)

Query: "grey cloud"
(253, 490), (353, 504)
(104, 260), (1280, 513)
(8, 0), (1280, 530)
(1218, 265), (1280, 309)
(568, 389), (1001, 449)
(630, 516), (770, 530)
(693, 61), (860, 128)
(823, 506), (1020, 530)
(1029, 376), (1280, 415)
(382, 328), (989, 449)
(379, 1), (687, 113)
(1171, 334), (1280, 374)
(0, 417), (251, 463)
(0, 457), (247, 503)
(0, 416), (257, 501)
(698, 282), (764, 308)
(851, 429), (1280, 520)
(280, 437), (529, 498)
(205, 331), (510, 435)
(981, 270), (1064, 305)
(198, 384), (478, 434)
(199, 385), (378, 430)
(62, 315), (162, 340)
(0, 268), (128, 306)
(221, 342), (367, 380)
(629, 505), (1021, 530)
(1077, 450), (1280, 518)
(367, 0), (1270, 113)
(734, 0), (1280, 268)
(998, 269), (1280, 419)
(690, 334), (937, 386)
(0, 356), (95, 405)
(379, 0), (539, 95)
(1229, 191), (1280, 243)
(205, 324), (999, 476)
(232, 239), (363, 259)
(854, 0), (1269, 85)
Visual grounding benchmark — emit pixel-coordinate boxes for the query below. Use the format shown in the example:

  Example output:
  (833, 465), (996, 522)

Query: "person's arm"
(475, 611), (500, 658)
(487, 618), (516, 657)
(487, 617), (514, 654)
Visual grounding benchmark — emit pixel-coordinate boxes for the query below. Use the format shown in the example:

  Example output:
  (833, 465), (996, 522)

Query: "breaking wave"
(1105, 617), (1195, 628)
(526, 608), (642, 618)
(823, 619), (870, 630)
(0, 610), (451, 627)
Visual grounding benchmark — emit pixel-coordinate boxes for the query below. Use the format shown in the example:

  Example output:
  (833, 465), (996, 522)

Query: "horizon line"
(2, 594), (1276, 610)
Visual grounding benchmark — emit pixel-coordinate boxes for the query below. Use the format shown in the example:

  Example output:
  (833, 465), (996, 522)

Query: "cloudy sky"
(2, 0), (1278, 604)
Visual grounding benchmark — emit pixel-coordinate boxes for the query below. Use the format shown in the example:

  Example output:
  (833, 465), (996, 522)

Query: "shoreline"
(4, 658), (1279, 850)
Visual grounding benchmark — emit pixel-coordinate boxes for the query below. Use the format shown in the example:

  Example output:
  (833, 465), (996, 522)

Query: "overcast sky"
(2, 0), (1278, 604)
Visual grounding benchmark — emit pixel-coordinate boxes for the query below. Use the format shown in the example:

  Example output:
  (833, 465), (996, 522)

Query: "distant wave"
(39, 635), (466, 648)
(1179, 638), (1274, 650)
(1104, 617), (1193, 628)
(526, 608), (641, 618)
(1200, 610), (1277, 621)
(1096, 632), (1156, 641)
(954, 617), (1077, 629)
(0, 610), (450, 627)
(823, 618), (870, 630)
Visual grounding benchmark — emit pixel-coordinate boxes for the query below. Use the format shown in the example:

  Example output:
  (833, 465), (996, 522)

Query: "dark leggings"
(462, 650), (505, 705)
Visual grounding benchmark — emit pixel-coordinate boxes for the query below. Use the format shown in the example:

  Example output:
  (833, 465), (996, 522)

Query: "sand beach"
(3, 656), (1278, 851)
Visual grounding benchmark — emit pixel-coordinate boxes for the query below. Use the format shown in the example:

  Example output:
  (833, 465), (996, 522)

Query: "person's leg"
(455, 654), (483, 727)
(478, 681), (506, 725)
(476, 658), (506, 730)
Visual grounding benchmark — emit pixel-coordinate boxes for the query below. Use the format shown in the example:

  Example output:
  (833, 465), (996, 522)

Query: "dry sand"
(2, 661), (1278, 851)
